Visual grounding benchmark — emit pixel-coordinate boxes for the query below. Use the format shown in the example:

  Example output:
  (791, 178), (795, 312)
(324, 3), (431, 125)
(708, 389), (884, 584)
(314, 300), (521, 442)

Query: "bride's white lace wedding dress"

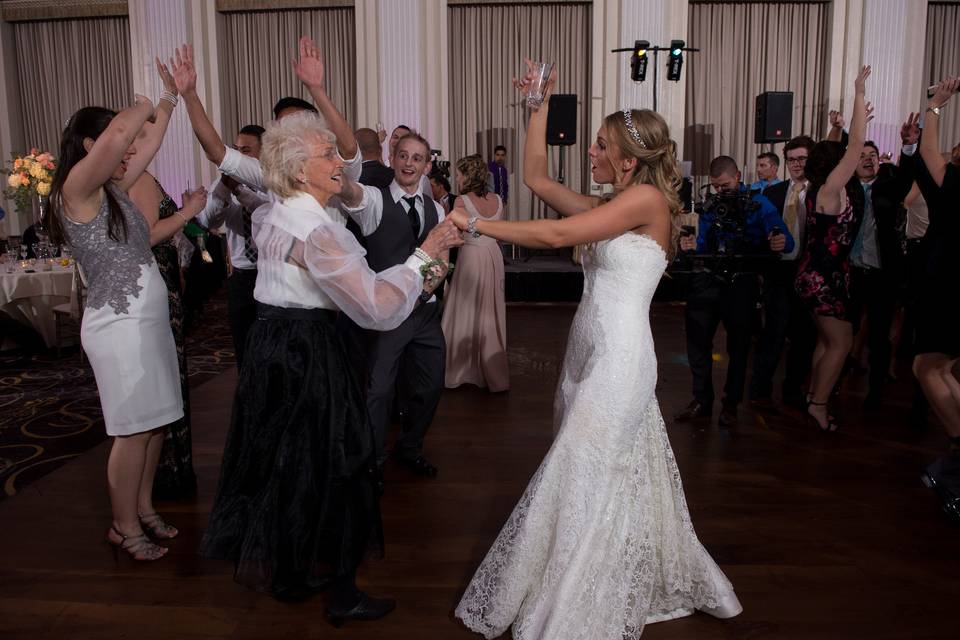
(455, 233), (742, 639)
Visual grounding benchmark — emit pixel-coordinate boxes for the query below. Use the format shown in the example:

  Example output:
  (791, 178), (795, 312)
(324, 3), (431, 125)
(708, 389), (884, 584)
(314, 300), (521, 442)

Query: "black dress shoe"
(674, 400), (711, 423)
(327, 593), (396, 627)
(393, 454), (438, 477)
(718, 406), (738, 429)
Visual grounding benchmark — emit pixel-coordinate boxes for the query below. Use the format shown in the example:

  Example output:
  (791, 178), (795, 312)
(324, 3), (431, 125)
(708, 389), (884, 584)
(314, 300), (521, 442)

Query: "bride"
(449, 63), (742, 639)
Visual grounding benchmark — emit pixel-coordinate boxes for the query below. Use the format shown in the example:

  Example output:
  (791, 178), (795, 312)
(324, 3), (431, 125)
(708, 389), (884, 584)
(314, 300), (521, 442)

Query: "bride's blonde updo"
(603, 108), (683, 249)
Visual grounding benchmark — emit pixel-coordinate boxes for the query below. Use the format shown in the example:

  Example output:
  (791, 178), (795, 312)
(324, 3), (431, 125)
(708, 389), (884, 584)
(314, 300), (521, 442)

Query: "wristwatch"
(927, 105), (942, 117)
(466, 215), (481, 238)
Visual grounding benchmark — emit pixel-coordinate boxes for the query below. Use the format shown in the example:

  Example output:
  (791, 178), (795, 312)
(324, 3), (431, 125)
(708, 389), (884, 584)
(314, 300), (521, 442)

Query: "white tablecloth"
(0, 261), (76, 347)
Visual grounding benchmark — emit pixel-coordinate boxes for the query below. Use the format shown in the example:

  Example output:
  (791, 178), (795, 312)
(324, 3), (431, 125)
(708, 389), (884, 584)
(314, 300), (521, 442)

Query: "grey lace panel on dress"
(63, 184), (155, 315)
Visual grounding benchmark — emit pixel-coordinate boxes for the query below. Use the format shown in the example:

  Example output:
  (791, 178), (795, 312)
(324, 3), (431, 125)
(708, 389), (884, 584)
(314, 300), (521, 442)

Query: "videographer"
(675, 155), (794, 428)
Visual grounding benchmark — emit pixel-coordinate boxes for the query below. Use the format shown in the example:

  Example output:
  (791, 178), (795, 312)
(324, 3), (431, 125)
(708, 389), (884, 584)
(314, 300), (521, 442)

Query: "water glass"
(5, 249), (17, 273)
(525, 61), (555, 109)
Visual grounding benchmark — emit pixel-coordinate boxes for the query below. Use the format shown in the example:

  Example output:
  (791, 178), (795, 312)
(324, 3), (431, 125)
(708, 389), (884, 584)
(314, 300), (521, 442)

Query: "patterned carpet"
(0, 291), (236, 500)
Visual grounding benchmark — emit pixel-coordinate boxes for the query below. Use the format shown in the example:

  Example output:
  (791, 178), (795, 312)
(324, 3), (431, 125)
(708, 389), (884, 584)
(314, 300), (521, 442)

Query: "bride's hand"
(448, 207), (469, 231)
(512, 59), (558, 108)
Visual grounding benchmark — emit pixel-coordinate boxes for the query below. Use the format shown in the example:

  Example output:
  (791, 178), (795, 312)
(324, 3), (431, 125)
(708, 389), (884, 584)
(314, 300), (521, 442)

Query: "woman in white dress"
(48, 98), (206, 561)
(450, 63), (742, 639)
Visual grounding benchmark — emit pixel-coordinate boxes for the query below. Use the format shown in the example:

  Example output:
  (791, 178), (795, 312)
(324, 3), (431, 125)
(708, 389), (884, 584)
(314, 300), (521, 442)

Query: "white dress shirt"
(195, 177), (269, 270)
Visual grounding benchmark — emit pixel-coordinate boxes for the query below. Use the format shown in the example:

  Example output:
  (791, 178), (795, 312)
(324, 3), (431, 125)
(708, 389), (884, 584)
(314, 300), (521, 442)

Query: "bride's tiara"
(622, 109), (647, 149)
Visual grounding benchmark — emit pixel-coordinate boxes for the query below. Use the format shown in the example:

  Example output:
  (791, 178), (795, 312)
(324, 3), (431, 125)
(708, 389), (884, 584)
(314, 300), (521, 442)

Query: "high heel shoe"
(807, 401), (839, 433)
(106, 525), (168, 561)
(138, 512), (178, 539)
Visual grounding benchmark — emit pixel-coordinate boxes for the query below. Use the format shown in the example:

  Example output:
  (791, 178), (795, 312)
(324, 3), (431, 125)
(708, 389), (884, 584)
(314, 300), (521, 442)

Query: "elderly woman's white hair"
(260, 110), (336, 198)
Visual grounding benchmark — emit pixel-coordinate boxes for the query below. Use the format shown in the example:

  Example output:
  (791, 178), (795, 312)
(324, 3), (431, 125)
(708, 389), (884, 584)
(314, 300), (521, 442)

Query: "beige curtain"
(217, 8), (355, 137)
(685, 1), (829, 182)
(14, 17), (132, 156)
(448, 2), (592, 221)
(925, 2), (960, 151)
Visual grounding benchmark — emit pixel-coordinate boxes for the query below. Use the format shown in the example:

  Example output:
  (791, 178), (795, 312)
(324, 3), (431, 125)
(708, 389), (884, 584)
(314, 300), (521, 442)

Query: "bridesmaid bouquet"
(3, 149), (56, 217)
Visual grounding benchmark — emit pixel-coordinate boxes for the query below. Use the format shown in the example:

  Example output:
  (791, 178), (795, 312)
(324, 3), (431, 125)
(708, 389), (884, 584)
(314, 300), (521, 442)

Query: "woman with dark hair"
(794, 65), (872, 432)
(453, 62), (740, 639)
(442, 153), (509, 392)
(128, 59), (207, 503)
(48, 96), (193, 561)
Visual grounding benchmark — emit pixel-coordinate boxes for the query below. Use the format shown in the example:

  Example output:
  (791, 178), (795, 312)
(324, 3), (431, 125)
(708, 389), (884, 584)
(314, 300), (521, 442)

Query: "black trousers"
(362, 302), (445, 463)
(227, 268), (258, 371)
(750, 261), (816, 400)
(850, 266), (897, 395)
(685, 272), (759, 411)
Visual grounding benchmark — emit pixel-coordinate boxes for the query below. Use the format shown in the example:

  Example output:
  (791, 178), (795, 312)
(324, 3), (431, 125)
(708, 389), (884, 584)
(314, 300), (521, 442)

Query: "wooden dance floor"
(0, 303), (957, 639)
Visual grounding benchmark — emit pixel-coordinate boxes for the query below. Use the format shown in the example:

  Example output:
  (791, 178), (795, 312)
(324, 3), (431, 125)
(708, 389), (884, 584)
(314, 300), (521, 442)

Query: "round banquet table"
(0, 260), (76, 348)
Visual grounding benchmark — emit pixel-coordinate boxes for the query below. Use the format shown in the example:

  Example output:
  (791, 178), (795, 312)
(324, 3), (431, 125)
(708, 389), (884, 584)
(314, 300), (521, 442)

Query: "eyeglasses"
(786, 156), (808, 165)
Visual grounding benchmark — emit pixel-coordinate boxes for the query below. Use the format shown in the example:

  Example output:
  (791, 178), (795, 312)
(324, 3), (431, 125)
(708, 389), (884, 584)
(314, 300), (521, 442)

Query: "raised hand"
(292, 36), (325, 90)
(155, 57), (177, 96)
(512, 58), (557, 109)
(169, 44), (197, 96)
(928, 76), (960, 109)
(854, 65), (871, 94)
(181, 186), (208, 217)
(864, 101), (875, 124)
(900, 112), (920, 145)
(828, 110), (845, 130)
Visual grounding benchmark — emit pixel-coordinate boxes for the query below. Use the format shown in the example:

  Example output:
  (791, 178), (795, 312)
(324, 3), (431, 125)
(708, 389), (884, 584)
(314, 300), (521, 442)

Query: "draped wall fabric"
(925, 2), (960, 151)
(448, 3), (592, 221)
(685, 1), (829, 181)
(218, 8), (355, 138)
(14, 17), (132, 156)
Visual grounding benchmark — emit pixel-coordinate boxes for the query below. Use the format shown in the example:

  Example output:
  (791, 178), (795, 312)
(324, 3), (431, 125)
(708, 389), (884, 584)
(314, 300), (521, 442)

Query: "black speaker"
(754, 91), (793, 143)
(547, 94), (577, 146)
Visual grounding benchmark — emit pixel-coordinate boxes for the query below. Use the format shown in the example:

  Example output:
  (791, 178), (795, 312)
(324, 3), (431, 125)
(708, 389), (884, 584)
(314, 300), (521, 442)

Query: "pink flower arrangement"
(3, 148), (56, 216)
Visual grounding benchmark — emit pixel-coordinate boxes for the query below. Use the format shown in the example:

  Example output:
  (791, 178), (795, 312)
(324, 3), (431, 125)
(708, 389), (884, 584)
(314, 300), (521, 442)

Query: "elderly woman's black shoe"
(327, 592), (396, 627)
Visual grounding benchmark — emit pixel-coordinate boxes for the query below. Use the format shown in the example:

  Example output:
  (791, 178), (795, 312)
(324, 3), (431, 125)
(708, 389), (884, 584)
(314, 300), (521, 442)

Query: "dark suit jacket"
(359, 160), (395, 189)
(763, 179), (790, 217)
(868, 153), (914, 276)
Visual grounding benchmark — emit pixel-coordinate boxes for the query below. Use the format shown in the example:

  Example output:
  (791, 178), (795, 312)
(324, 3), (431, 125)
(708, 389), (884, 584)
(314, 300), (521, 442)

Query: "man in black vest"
(338, 132), (449, 477)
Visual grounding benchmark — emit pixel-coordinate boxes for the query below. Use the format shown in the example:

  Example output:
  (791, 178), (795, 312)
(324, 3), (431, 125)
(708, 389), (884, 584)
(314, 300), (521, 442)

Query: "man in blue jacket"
(676, 155), (794, 428)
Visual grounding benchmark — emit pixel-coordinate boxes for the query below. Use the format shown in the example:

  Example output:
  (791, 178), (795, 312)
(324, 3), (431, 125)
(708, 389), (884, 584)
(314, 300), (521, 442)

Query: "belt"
(256, 303), (337, 322)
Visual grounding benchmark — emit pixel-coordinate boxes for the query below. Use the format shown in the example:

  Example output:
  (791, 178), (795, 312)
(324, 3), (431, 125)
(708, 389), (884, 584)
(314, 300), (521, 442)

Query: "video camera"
(430, 149), (451, 177)
(693, 187), (761, 254)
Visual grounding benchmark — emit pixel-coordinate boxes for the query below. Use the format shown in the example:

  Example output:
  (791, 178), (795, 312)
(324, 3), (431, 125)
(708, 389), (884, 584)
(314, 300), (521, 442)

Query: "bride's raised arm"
(517, 60), (599, 217)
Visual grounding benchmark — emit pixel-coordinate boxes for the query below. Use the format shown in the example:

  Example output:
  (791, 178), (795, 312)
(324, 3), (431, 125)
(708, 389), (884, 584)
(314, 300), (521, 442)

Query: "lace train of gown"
(455, 234), (742, 639)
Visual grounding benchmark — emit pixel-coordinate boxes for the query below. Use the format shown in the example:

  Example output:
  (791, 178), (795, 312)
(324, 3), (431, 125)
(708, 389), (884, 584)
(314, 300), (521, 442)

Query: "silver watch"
(466, 215), (481, 238)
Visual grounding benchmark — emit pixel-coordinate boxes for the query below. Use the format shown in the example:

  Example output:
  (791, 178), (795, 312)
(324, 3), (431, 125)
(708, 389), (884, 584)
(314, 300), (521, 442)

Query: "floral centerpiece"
(3, 148), (56, 222)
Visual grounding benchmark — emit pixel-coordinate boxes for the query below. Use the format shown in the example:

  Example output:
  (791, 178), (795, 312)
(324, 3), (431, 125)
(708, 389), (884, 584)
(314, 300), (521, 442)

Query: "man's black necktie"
(403, 196), (421, 241)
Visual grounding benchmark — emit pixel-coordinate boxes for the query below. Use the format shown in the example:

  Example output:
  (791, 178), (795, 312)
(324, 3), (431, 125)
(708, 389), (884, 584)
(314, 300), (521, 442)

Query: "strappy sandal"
(106, 526), (168, 561)
(138, 512), (179, 539)
(807, 401), (839, 433)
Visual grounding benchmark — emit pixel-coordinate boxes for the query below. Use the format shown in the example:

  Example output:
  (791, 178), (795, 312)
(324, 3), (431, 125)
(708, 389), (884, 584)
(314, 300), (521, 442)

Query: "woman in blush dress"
(451, 61), (741, 640)
(442, 154), (509, 392)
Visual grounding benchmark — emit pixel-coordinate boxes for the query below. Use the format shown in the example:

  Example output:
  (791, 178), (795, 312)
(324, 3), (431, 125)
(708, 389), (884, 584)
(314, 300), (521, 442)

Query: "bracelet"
(926, 105), (942, 117)
(159, 90), (178, 107)
(466, 215), (481, 238)
(175, 210), (189, 225)
(414, 247), (432, 263)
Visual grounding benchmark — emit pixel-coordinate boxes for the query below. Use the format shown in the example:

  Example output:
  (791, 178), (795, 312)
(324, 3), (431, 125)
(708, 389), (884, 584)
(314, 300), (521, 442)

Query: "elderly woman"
(200, 112), (462, 623)
(442, 154), (509, 392)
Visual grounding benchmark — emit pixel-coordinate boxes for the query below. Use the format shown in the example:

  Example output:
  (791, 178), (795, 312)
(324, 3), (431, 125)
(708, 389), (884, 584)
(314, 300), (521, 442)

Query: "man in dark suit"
(749, 135), (816, 411)
(356, 127), (395, 188)
(848, 133), (917, 407)
(338, 132), (451, 477)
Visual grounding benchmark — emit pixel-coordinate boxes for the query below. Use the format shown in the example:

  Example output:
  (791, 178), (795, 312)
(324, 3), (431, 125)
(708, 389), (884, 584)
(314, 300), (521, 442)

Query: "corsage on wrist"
(466, 215), (481, 238)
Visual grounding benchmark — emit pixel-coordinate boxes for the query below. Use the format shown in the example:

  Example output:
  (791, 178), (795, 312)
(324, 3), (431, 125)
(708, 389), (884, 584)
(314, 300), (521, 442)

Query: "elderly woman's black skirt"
(200, 304), (382, 598)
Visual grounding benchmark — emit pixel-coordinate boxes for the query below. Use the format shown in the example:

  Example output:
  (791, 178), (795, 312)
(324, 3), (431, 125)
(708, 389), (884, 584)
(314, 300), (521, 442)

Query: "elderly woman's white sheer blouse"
(252, 193), (427, 331)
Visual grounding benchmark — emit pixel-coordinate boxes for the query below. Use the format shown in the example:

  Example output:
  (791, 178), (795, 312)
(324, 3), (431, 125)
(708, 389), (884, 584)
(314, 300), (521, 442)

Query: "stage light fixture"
(630, 40), (649, 82)
(667, 39), (684, 81)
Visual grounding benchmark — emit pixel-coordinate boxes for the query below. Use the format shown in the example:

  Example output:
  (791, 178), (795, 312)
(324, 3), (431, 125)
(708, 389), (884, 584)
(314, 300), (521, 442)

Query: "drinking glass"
(525, 61), (555, 109)
(19, 244), (27, 260)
